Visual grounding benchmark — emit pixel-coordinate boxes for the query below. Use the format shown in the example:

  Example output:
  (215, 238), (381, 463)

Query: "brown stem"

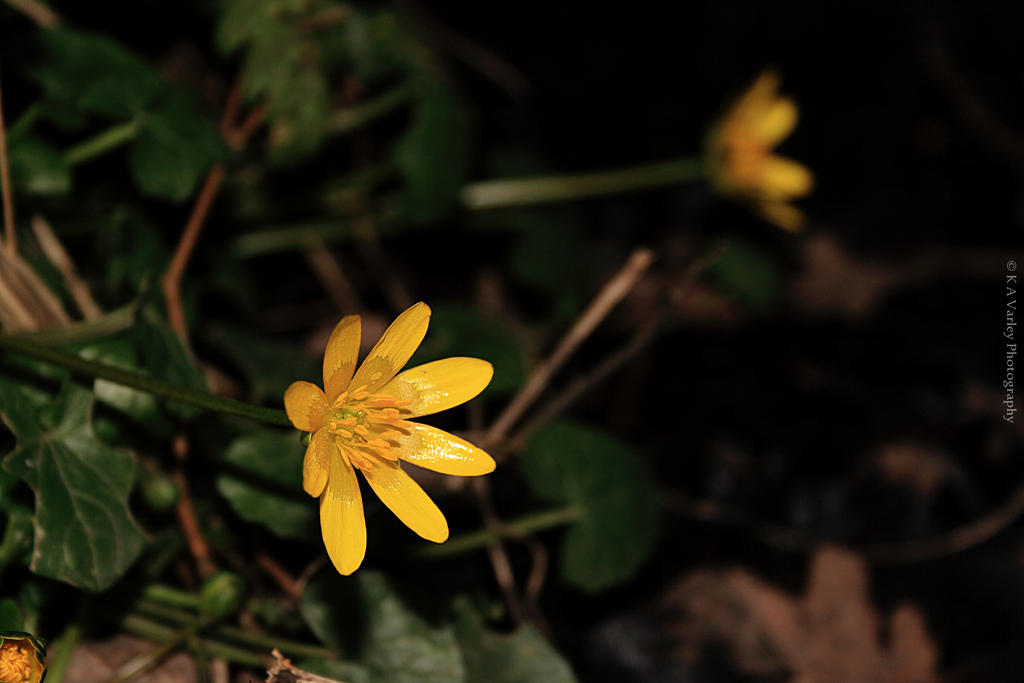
(483, 248), (655, 451)
(256, 553), (303, 602)
(173, 434), (216, 578)
(0, 72), (15, 254)
(2, 0), (60, 27)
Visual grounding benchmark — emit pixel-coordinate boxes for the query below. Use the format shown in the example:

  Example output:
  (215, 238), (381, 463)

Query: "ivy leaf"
(520, 420), (658, 592)
(32, 27), (162, 119)
(129, 94), (227, 202)
(393, 81), (471, 223)
(453, 600), (577, 683)
(0, 381), (146, 592)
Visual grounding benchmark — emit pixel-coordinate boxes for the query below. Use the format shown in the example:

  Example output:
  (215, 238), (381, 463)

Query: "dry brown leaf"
(790, 233), (901, 318)
(666, 545), (939, 683)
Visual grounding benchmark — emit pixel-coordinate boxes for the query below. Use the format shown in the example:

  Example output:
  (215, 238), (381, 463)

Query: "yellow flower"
(284, 302), (496, 575)
(0, 633), (46, 683)
(706, 69), (814, 232)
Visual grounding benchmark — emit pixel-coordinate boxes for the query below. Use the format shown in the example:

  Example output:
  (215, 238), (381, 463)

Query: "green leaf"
(129, 95), (227, 202)
(79, 337), (167, 434)
(216, 476), (314, 539)
(344, 11), (423, 81)
(520, 420), (658, 592)
(217, 430), (311, 539)
(453, 600), (577, 683)
(301, 572), (466, 682)
(222, 430), (304, 483)
(0, 381), (146, 592)
(393, 80), (471, 223)
(132, 303), (207, 419)
(707, 240), (780, 310)
(207, 325), (320, 404)
(265, 68), (330, 163)
(8, 136), (71, 195)
(0, 599), (22, 631)
(32, 28), (162, 119)
(409, 306), (526, 395)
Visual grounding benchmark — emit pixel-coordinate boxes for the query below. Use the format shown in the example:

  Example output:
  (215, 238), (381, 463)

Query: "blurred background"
(0, 1), (1022, 681)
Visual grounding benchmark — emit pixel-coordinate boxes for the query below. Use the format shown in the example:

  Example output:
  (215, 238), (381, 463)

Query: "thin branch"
(173, 434), (216, 579)
(303, 239), (362, 314)
(472, 477), (524, 624)
(3, 0), (59, 27)
(351, 211), (413, 312)
(483, 247), (655, 450)
(256, 553), (303, 603)
(31, 215), (102, 320)
(0, 72), (15, 254)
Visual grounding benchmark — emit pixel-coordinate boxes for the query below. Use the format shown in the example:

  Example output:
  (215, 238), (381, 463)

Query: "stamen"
(354, 425), (369, 436)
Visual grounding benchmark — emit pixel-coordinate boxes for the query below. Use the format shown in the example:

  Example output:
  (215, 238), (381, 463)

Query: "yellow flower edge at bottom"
(0, 633), (46, 683)
(706, 69), (814, 233)
(284, 302), (496, 576)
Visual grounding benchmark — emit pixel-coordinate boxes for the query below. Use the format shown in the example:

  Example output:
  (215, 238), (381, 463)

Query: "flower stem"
(422, 505), (580, 558)
(64, 117), (141, 166)
(120, 615), (272, 670)
(0, 333), (291, 426)
(40, 621), (80, 683)
(461, 156), (705, 210)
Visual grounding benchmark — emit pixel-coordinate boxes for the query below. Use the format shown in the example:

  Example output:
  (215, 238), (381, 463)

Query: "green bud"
(140, 472), (179, 512)
(199, 571), (244, 622)
(300, 431), (312, 447)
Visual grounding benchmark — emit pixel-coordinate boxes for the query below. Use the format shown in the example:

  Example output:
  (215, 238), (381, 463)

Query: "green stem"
(40, 622), (80, 683)
(2, 305), (135, 346)
(123, 614), (267, 667)
(461, 156), (706, 210)
(9, 104), (41, 139)
(329, 81), (416, 134)
(0, 334), (291, 426)
(142, 584), (201, 610)
(65, 118), (141, 166)
(132, 600), (337, 660)
(113, 619), (203, 683)
(422, 505), (580, 558)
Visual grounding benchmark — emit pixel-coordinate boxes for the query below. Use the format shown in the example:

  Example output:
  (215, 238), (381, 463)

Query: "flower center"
(0, 641), (38, 683)
(325, 385), (413, 471)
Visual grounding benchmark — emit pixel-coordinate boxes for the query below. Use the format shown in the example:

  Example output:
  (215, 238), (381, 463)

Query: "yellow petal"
(284, 381), (329, 432)
(303, 428), (332, 497)
(751, 96), (797, 147)
(756, 200), (805, 233)
(323, 315), (361, 400)
(379, 357), (493, 418)
(362, 459), (448, 542)
(320, 447), (366, 575)
(350, 302), (431, 393)
(733, 69), (781, 122)
(395, 423), (496, 476)
(760, 156), (814, 199)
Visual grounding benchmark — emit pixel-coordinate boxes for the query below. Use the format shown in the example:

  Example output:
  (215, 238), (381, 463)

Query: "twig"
(31, 215), (102, 320)
(162, 163), (226, 346)
(0, 71), (15, 254)
(514, 245), (725, 442)
(173, 434), (216, 579)
(2, 0), (59, 28)
(351, 211), (413, 312)
(302, 239), (362, 314)
(483, 247), (655, 450)
(255, 553), (303, 602)
(267, 649), (349, 683)
(660, 480), (1024, 567)
(472, 477), (524, 624)
(523, 538), (551, 636)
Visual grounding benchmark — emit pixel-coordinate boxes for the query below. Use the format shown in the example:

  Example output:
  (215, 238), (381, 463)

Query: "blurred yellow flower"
(0, 633), (46, 683)
(284, 302), (496, 575)
(706, 69), (814, 232)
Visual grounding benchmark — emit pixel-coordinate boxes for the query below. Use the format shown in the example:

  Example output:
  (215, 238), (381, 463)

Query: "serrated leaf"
(520, 420), (658, 592)
(32, 28), (162, 119)
(409, 306), (525, 395)
(0, 381), (146, 592)
(129, 95), (227, 202)
(8, 136), (71, 195)
(453, 600), (576, 683)
(216, 476), (313, 539)
(393, 81), (471, 223)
